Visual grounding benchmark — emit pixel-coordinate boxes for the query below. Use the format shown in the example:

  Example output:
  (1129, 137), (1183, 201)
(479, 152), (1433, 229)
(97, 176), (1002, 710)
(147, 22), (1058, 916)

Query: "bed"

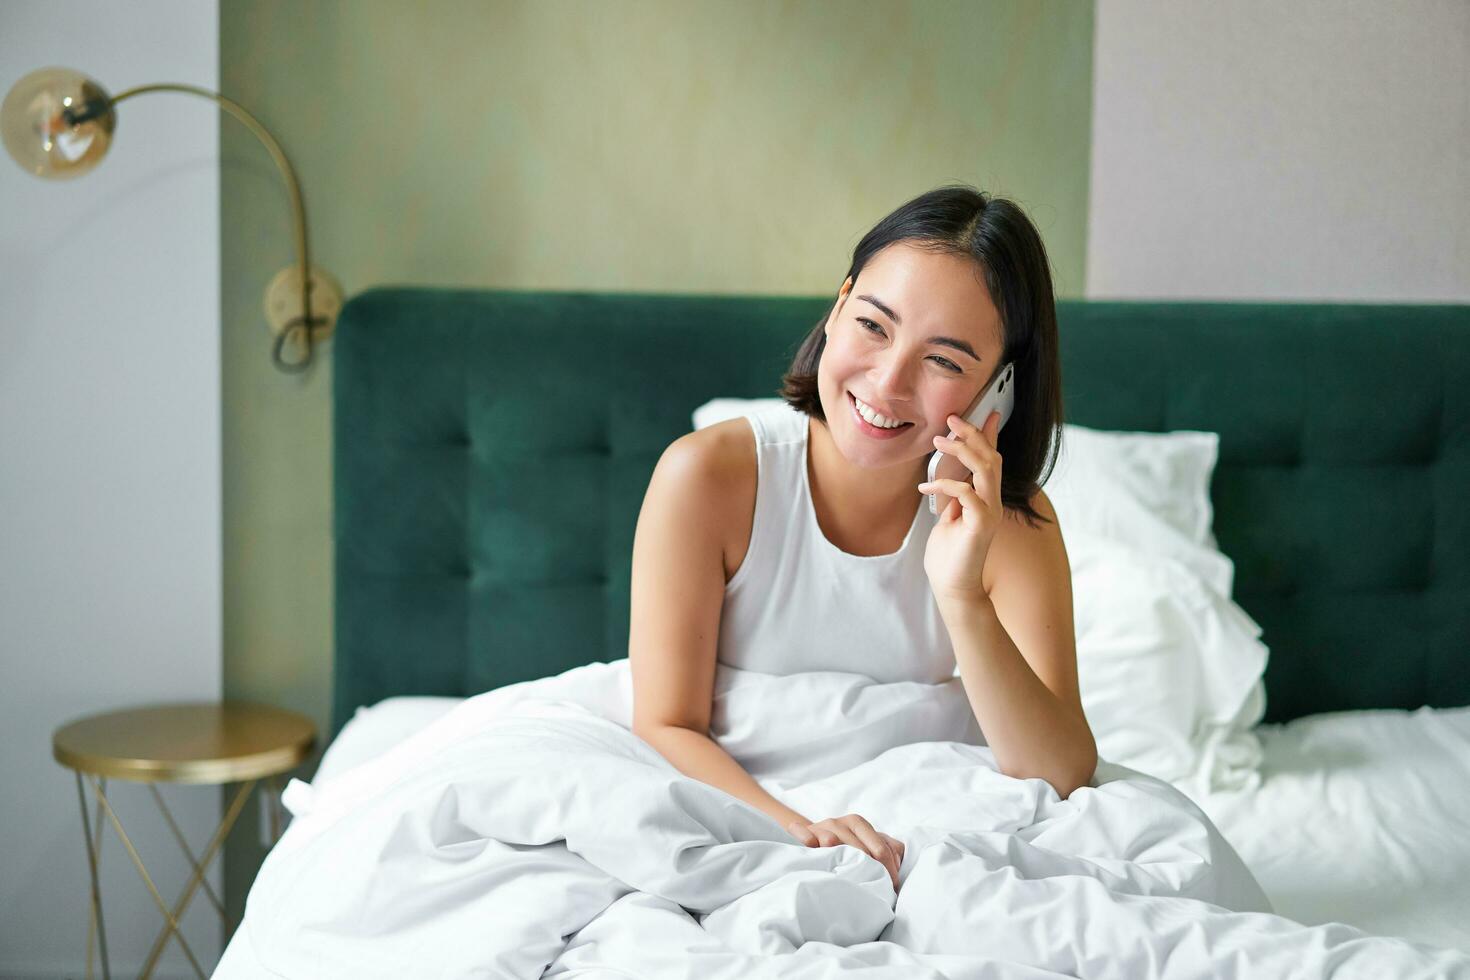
(216, 289), (1470, 977)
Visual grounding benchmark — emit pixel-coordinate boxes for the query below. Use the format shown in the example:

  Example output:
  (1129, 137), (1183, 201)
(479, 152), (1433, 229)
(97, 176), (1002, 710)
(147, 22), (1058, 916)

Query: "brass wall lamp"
(1, 67), (341, 373)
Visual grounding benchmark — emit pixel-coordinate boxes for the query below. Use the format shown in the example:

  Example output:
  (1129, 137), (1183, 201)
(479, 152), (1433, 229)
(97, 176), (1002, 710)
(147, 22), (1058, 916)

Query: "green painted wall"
(220, 0), (1094, 922)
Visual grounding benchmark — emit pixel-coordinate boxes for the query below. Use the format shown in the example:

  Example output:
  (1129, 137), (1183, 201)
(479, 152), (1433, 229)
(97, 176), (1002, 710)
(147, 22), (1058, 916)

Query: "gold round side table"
(53, 701), (316, 980)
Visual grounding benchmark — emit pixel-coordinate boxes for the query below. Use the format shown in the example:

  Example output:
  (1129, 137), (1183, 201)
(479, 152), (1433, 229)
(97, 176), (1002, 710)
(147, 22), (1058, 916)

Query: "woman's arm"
(940, 490), (1097, 799)
(939, 594), (1096, 798)
(627, 426), (810, 831)
(635, 723), (810, 829)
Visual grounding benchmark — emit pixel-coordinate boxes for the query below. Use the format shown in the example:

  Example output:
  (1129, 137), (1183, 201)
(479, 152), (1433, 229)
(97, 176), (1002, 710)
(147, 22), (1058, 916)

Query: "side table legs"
(74, 773), (111, 980)
(148, 784), (230, 930)
(74, 775), (257, 980)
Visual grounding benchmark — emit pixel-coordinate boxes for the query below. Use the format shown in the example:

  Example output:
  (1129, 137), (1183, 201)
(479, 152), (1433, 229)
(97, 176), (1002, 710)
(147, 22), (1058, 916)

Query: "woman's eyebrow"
(857, 293), (981, 362)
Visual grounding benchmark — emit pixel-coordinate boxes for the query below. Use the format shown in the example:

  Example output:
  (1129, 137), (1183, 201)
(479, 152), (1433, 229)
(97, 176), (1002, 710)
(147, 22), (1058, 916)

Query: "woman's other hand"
(786, 814), (905, 890)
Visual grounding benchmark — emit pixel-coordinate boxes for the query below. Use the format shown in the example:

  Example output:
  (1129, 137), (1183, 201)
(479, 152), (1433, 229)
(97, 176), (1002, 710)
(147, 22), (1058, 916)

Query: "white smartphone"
(926, 361), (1015, 516)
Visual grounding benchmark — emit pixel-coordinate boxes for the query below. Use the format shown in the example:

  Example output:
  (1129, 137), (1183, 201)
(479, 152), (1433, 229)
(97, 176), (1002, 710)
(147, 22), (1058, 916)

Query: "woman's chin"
(839, 434), (931, 471)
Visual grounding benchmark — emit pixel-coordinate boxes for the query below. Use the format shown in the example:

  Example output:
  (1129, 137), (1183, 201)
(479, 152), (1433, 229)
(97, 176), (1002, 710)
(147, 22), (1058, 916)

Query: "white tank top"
(716, 405), (958, 685)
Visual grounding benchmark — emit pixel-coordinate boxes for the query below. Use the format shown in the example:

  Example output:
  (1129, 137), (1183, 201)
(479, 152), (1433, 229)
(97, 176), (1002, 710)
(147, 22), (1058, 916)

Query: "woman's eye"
(859, 319), (961, 373)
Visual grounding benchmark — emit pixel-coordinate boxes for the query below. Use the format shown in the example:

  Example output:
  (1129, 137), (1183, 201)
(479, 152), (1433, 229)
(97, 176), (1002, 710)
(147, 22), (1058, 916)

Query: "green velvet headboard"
(332, 287), (1470, 735)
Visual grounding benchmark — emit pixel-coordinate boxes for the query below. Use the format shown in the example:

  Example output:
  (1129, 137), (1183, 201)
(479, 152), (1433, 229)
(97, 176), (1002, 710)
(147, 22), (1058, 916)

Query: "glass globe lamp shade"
(1, 67), (116, 179)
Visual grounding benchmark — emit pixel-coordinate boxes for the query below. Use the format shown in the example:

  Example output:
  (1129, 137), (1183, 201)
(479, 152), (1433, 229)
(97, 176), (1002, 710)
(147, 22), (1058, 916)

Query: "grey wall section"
(1086, 0), (1470, 301)
(0, 2), (223, 978)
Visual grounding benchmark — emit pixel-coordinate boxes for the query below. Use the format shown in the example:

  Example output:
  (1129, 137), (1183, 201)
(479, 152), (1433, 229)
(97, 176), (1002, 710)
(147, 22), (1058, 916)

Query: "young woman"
(628, 185), (1095, 893)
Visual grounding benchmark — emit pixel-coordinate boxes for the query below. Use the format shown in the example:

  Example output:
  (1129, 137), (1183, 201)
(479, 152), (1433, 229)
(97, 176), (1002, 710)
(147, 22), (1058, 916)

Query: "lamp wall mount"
(265, 264), (342, 373)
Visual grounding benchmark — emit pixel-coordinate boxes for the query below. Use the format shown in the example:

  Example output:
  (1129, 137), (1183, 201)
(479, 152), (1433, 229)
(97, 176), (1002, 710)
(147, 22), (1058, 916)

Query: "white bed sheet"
(216, 697), (464, 978)
(214, 696), (1470, 976)
(1194, 703), (1470, 952)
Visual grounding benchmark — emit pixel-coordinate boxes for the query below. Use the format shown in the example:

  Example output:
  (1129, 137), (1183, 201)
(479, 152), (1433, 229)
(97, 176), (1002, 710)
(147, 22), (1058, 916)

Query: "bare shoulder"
(657, 418), (757, 580)
(661, 417), (755, 489)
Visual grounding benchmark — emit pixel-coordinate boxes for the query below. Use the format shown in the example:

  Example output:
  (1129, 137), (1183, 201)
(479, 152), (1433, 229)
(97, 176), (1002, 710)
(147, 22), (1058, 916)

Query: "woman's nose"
(870, 356), (917, 403)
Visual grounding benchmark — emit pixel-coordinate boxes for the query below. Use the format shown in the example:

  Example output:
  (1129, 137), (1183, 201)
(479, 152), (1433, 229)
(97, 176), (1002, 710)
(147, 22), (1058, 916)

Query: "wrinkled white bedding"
(1195, 704), (1470, 952)
(216, 660), (1470, 979)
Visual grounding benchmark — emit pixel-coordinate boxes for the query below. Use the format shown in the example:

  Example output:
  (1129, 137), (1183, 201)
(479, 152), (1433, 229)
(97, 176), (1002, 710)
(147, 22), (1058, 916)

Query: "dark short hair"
(778, 183), (1063, 529)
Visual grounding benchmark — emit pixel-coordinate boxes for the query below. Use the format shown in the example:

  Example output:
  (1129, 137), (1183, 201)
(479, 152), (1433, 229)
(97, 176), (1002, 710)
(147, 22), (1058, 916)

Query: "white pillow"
(1045, 425), (1235, 596)
(313, 696), (464, 785)
(1041, 424), (1268, 797)
(692, 396), (794, 432)
(1068, 527), (1266, 798)
(1049, 424), (1220, 547)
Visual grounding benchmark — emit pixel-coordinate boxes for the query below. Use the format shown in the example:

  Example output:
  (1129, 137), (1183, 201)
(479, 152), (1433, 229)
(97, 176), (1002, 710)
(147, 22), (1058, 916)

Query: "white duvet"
(222, 660), (1470, 979)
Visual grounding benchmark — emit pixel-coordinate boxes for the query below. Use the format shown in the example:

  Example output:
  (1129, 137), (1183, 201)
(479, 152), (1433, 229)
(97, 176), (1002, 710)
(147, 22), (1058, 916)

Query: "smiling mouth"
(848, 391), (914, 430)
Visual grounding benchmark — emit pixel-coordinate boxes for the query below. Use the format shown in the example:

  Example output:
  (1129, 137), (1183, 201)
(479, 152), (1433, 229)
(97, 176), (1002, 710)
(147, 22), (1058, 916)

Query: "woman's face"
(817, 241), (1006, 470)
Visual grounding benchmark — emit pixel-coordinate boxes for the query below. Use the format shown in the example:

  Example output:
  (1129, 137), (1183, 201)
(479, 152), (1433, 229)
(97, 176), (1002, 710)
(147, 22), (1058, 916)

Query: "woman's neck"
(806, 415), (927, 544)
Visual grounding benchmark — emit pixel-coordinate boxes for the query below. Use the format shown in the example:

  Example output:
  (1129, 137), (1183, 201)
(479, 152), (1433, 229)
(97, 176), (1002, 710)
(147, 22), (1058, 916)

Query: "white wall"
(0, 2), (222, 978)
(1087, 0), (1470, 301)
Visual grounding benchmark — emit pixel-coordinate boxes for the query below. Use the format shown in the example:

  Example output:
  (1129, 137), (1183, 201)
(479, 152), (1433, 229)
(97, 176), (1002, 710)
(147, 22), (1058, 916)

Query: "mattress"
(215, 698), (1470, 975)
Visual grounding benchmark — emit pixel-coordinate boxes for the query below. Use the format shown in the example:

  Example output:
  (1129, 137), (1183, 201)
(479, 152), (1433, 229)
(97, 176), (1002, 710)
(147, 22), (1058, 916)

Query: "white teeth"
(853, 394), (905, 429)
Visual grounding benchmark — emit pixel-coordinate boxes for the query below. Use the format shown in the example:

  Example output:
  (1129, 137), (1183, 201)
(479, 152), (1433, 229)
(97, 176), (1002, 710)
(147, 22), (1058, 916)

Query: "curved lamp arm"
(2, 68), (341, 373)
(100, 84), (321, 373)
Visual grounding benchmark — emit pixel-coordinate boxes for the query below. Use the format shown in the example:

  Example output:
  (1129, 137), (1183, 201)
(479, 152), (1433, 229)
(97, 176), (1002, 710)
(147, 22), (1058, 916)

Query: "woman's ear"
(823, 276), (855, 340)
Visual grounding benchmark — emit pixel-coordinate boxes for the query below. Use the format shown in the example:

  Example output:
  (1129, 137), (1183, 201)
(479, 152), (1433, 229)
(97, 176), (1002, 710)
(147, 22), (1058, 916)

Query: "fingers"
(920, 476), (981, 502)
(931, 420), (1001, 507)
(932, 432), (1000, 485)
(919, 477), (991, 526)
(802, 816), (902, 889)
(948, 410), (1002, 449)
(843, 814), (900, 885)
(822, 823), (864, 852)
(787, 820), (818, 846)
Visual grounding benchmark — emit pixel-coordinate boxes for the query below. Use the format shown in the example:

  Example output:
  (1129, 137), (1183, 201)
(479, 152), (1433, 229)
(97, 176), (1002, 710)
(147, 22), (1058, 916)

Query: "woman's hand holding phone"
(918, 409), (1005, 604)
(926, 361), (1013, 517)
(787, 814), (906, 891)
